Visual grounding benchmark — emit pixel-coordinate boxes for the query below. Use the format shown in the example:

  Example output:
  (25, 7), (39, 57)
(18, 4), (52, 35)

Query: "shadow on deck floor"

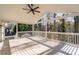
(27, 37), (69, 55)
(0, 39), (11, 55)
(0, 37), (71, 55)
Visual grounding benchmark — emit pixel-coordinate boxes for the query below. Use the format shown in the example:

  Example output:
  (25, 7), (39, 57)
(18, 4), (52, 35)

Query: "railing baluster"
(17, 31), (79, 45)
(77, 35), (78, 44)
(70, 35), (72, 43)
(78, 35), (79, 44)
(69, 35), (70, 43)
(71, 35), (72, 43)
(67, 35), (69, 43)
(73, 35), (74, 44)
(74, 35), (76, 44)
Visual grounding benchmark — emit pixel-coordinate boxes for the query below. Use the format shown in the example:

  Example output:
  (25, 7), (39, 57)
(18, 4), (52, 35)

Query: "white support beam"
(45, 21), (47, 39)
(15, 23), (18, 39)
(45, 16), (48, 39)
(32, 24), (34, 36)
(2, 22), (5, 41)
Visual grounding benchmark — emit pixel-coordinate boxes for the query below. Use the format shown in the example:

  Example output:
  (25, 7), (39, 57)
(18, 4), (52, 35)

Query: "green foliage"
(18, 23), (32, 31)
(13, 23), (32, 32)
(74, 16), (79, 32)
(13, 25), (16, 33)
(60, 19), (66, 32)
(34, 24), (39, 31)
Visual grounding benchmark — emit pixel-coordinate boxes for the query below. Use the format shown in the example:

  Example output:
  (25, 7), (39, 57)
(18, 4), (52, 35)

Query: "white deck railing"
(47, 32), (79, 44)
(18, 31), (79, 45)
(4, 31), (79, 45)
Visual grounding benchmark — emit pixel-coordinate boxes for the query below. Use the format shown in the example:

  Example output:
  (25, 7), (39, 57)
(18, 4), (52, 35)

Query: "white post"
(32, 24), (34, 36)
(45, 21), (47, 39)
(2, 22), (5, 41)
(15, 23), (18, 39)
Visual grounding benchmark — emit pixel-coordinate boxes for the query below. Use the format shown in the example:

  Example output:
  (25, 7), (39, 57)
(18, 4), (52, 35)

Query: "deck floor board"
(0, 36), (79, 55)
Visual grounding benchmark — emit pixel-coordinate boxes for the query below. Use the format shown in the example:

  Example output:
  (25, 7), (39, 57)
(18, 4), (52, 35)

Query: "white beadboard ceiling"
(0, 4), (79, 24)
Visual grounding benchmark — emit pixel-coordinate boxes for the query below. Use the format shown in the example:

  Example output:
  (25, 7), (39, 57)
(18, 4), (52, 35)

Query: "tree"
(60, 18), (66, 32)
(74, 16), (79, 33)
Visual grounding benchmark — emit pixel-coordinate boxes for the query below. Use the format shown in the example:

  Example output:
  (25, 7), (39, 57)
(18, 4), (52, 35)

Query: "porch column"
(2, 22), (5, 41)
(45, 22), (47, 38)
(15, 23), (18, 39)
(32, 24), (34, 36)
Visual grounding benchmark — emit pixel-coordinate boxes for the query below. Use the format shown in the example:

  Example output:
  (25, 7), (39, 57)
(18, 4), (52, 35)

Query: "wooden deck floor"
(0, 36), (79, 55)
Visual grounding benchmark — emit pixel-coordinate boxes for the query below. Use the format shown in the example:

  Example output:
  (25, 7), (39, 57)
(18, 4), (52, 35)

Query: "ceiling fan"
(22, 4), (40, 15)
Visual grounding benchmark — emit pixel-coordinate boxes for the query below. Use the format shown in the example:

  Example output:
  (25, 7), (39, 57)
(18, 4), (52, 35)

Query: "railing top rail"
(5, 35), (15, 38)
(47, 32), (79, 35)
(18, 31), (79, 35)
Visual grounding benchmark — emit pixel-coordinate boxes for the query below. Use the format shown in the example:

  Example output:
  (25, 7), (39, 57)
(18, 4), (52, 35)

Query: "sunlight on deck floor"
(0, 36), (79, 55)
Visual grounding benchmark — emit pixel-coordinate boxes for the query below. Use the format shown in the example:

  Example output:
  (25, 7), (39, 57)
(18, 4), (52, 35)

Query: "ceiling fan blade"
(22, 8), (30, 10)
(27, 10), (31, 14)
(34, 6), (39, 10)
(27, 4), (32, 9)
(32, 11), (35, 15)
(35, 10), (40, 13)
